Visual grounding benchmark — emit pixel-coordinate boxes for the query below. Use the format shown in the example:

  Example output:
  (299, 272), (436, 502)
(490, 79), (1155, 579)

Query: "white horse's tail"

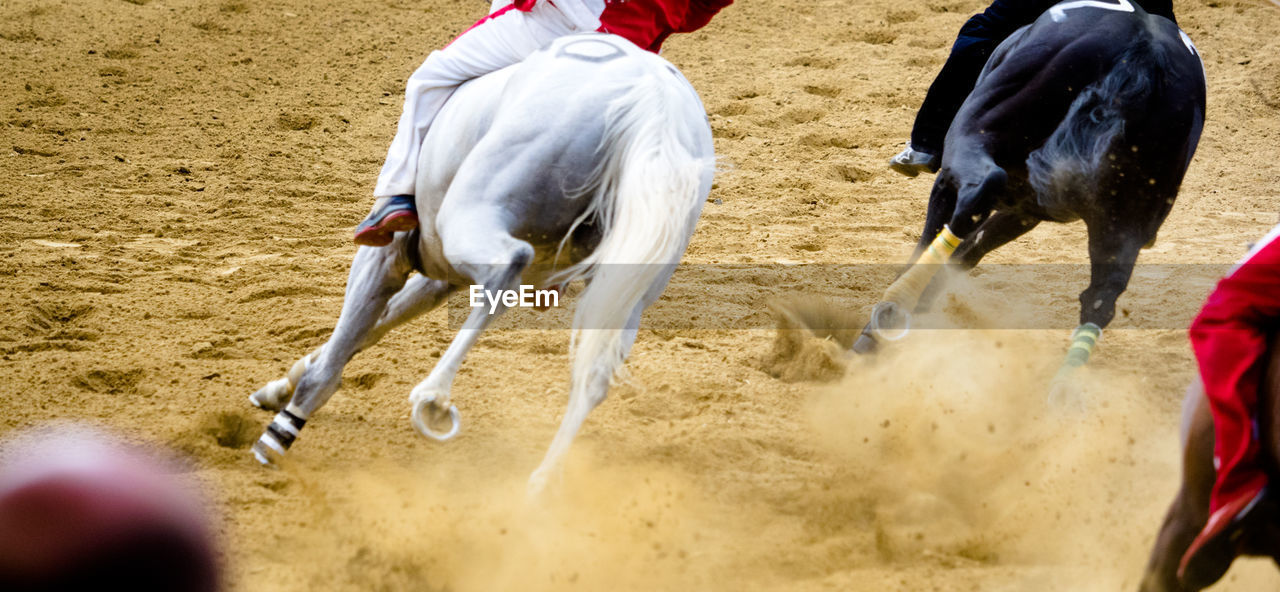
(558, 72), (712, 392)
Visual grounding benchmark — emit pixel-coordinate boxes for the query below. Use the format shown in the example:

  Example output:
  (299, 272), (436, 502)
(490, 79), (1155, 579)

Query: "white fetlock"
(409, 387), (460, 442)
(250, 353), (316, 411)
(250, 377), (291, 411)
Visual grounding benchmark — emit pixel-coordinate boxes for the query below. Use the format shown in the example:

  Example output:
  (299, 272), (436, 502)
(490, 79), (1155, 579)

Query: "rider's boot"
(1178, 480), (1268, 588)
(354, 194), (419, 247)
(889, 143), (941, 177)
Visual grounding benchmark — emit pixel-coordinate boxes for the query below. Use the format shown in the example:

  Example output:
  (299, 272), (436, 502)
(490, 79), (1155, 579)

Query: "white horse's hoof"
(410, 391), (460, 441)
(252, 447), (274, 466)
(251, 435), (284, 467)
(526, 473), (549, 498)
(250, 378), (291, 411)
(527, 462), (571, 499)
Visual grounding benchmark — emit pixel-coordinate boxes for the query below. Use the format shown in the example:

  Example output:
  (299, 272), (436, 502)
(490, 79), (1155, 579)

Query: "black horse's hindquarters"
(908, 0), (1178, 156)
(912, 4), (1205, 330)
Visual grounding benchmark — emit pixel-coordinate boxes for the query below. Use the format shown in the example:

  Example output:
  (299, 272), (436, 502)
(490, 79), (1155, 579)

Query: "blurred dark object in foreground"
(0, 427), (220, 592)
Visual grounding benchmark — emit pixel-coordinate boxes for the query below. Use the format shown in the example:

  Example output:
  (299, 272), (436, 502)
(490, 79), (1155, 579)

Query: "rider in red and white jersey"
(354, 0), (732, 247)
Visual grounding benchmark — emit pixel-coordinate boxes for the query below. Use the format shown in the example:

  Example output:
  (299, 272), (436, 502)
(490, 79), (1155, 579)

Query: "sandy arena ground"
(3, 0), (1280, 589)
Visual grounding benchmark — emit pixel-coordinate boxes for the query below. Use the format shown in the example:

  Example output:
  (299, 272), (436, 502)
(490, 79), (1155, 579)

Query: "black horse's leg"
(1053, 218), (1146, 381)
(893, 160), (1004, 310)
(900, 179), (963, 313)
(913, 178), (959, 261)
(951, 211), (1040, 269)
(853, 164), (1002, 352)
(852, 179), (959, 352)
(917, 210), (1041, 312)
(944, 159), (1006, 237)
(1079, 222), (1145, 328)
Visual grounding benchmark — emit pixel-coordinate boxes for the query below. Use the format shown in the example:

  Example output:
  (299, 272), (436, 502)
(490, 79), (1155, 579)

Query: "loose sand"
(2, 0), (1279, 589)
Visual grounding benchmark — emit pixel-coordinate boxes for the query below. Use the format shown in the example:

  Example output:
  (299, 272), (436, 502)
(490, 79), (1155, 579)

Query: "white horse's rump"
(249, 34), (714, 494)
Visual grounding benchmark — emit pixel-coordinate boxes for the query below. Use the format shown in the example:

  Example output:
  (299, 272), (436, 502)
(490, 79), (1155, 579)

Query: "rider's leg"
(356, 2), (584, 246)
(890, 0), (1027, 176)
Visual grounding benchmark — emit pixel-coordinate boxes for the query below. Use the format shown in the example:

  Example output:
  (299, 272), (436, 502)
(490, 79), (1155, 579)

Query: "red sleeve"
(1193, 230), (1280, 331)
(599, 0), (677, 52)
(677, 0), (732, 33)
(599, 0), (730, 53)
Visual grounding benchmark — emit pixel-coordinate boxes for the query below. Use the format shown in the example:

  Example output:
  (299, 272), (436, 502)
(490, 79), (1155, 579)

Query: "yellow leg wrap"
(881, 226), (963, 309)
(1062, 323), (1102, 368)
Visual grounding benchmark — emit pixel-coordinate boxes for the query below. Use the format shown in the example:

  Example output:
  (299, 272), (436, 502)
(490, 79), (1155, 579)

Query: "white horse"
(246, 33), (715, 494)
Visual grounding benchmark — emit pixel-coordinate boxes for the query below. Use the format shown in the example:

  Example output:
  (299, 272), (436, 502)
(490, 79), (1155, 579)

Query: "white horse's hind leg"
(527, 311), (642, 496)
(250, 273), (454, 411)
(527, 271), (667, 496)
(409, 228), (535, 441)
(252, 242), (415, 465)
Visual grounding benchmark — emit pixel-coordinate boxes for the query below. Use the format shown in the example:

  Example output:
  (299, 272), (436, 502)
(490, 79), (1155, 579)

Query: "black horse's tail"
(1027, 38), (1170, 206)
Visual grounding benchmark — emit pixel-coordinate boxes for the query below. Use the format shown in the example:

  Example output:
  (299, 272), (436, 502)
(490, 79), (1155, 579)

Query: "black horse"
(854, 0), (1206, 385)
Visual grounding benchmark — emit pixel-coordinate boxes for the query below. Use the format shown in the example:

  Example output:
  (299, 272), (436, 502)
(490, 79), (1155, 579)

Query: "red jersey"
(598, 0), (732, 52)
(511, 0), (731, 53)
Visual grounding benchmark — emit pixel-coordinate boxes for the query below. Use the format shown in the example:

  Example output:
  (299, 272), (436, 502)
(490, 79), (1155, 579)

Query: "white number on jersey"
(1049, 0), (1135, 22)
